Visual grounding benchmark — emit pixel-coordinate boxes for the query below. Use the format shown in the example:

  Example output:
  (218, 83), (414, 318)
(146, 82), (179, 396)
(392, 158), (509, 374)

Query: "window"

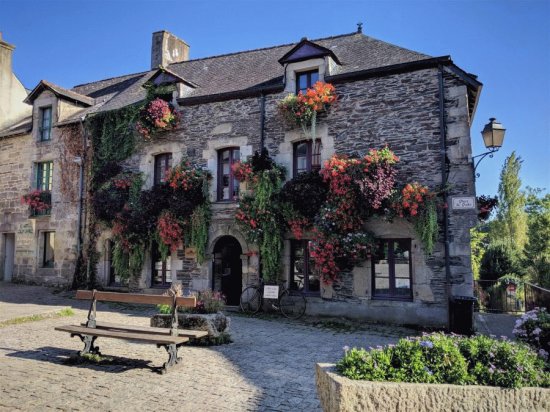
(39, 106), (52, 141)
(217, 147), (240, 201)
(42, 232), (55, 268)
(372, 239), (412, 300)
(293, 139), (322, 176)
(154, 153), (172, 186)
(36, 161), (53, 191)
(290, 240), (320, 294)
(296, 69), (319, 94)
(152, 241), (171, 287)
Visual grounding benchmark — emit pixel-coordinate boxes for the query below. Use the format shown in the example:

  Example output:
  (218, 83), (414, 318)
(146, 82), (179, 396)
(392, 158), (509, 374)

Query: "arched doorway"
(212, 236), (242, 306)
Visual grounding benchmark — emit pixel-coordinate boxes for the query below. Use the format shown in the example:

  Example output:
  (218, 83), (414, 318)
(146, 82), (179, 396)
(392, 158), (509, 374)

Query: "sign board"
(507, 284), (517, 294)
(263, 285), (279, 300)
(184, 247), (197, 260)
(451, 197), (476, 210)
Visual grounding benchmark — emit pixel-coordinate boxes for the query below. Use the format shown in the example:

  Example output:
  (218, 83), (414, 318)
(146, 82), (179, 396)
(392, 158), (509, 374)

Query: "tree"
(490, 152), (528, 254)
(479, 242), (519, 281)
(524, 189), (550, 288)
(470, 226), (489, 279)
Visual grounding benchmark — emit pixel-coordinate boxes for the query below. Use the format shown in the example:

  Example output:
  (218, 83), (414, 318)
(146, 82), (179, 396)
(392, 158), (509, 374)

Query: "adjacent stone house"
(0, 28), (482, 327)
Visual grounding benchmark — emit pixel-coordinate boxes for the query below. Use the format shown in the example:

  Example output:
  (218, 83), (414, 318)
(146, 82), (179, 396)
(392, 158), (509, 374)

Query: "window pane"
(393, 240), (411, 296)
(298, 74), (308, 93)
(218, 148), (239, 201)
(310, 71), (319, 85)
(312, 140), (322, 170)
(373, 241), (390, 295)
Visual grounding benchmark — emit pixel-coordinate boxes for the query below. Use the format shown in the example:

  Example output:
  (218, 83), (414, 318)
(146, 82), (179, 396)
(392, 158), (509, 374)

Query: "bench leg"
(158, 343), (182, 374)
(72, 333), (101, 356)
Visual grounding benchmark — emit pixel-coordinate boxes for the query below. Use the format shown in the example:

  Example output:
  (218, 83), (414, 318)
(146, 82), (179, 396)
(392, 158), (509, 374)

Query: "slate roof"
(25, 80), (95, 106)
(0, 116), (32, 138)
(61, 32), (432, 123)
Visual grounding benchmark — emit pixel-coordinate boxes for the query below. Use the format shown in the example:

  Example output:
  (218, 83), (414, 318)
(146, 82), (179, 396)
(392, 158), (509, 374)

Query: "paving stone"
(0, 284), (419, 411)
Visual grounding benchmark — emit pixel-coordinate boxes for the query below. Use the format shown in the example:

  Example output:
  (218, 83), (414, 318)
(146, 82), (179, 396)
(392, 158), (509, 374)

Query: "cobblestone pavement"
(0, 284), (418, 411)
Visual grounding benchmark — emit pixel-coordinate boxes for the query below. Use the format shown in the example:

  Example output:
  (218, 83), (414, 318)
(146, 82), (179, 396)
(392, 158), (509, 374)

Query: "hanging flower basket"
(21, 189), (51, 216)
(278, 81), (337, 138)
(136, 98), (180, 139)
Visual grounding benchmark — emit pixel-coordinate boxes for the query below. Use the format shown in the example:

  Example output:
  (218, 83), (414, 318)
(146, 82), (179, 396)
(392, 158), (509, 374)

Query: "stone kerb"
(316, 363), (550, 412)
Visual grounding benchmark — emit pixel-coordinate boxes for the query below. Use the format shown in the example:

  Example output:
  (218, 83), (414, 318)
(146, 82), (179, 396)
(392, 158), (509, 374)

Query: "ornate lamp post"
(472, 118), (506, 177)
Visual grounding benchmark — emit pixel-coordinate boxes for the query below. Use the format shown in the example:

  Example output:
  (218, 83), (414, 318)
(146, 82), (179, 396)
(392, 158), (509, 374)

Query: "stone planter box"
(150, 312), (230, 341)
(316, 363), (550, 412)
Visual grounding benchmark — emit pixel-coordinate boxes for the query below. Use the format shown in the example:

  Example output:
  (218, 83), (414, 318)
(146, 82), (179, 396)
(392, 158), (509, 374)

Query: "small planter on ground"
(151, 289), (231, 345)
(316, 333), (550, 412)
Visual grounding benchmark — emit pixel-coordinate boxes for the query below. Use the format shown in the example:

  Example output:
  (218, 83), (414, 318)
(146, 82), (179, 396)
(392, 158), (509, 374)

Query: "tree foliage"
(490, 152), (528, 252)
(524, 190), (550, 288)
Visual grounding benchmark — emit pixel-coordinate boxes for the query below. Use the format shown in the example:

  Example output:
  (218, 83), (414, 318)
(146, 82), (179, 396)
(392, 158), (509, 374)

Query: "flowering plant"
(21, 189), (52, 214)
(513, 307), (550, 360)
(337, 333), (550, 389)
(136, 98), (180, 139)
(278, 81), (337, 137)
(231, 160), (255, 183)
(157, 211), (183, 257)
(396, 182), (432, 217)
(356, 147), (399, 210)
(477, 195), (498, 221)
(165, 160), (209, 191)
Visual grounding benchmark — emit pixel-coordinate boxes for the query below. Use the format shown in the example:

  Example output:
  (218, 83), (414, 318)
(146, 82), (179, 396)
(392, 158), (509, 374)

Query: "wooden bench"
(55, 290), (208, 373)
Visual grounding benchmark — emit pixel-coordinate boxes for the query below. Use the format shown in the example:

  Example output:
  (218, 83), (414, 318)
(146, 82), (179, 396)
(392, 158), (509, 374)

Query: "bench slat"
(81, 321), (209, 339)
(75, 290), (196, 307)
(55, 325), (189, 344)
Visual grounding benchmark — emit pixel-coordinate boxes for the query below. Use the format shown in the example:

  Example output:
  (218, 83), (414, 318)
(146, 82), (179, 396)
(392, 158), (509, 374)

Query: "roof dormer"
(145, 66), (197, 100)
(279, 38), (341, 94)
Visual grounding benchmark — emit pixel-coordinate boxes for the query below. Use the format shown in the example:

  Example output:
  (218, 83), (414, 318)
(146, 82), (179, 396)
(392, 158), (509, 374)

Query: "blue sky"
(1, 0), (548, 196)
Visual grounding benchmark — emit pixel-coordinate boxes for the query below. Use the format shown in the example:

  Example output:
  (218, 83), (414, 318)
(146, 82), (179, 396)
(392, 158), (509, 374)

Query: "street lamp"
(472, 118), (506, 177)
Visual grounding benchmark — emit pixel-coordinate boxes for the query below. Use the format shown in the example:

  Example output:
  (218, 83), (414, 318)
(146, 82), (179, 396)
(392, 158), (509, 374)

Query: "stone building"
(0, 28), (482, 327)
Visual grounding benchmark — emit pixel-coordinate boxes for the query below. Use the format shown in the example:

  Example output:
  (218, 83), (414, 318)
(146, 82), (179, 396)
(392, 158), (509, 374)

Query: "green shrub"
(513, 307), (550, 359)
(336, 333), (549, 388)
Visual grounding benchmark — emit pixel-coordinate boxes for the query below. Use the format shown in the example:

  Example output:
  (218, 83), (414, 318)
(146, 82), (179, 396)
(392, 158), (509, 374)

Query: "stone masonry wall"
(0, 90), (83, 285)
(91, 66), (475, 326)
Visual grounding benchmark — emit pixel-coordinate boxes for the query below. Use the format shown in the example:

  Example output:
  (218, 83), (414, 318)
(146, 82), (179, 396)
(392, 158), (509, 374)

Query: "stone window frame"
(293, 139), (322, 177)
(289, 239), (320, 296)
(40, 231), (55, 268)
(38, 105), (53, 142)
(371, 238), (413, 301)
(217, 147), (240, 202)
(153, 152), (173, 186)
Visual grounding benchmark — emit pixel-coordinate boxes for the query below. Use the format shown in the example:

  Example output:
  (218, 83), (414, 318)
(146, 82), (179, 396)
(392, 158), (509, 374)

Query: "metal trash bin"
(449, 295), (477, 336)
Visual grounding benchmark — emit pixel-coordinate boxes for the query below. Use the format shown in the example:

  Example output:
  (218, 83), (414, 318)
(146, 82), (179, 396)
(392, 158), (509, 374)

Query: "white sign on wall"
(451, 196), (476, 210)
(263, 285), (279, 299)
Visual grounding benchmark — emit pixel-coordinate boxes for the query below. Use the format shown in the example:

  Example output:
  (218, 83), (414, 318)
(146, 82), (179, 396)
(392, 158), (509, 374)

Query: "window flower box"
(21, 189), (51, 217)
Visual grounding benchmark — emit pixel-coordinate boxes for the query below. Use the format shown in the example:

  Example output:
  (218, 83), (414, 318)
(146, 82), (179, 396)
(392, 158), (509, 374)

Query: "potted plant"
(316, 333), (549, 411)
(151, 286), (231, 345)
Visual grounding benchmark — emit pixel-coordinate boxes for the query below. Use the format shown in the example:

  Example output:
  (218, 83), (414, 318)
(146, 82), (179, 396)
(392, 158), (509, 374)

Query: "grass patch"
(0, 307), (75, 328)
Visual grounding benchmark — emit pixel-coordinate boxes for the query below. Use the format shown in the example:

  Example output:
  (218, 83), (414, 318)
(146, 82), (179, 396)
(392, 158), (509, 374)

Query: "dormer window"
(296, 70), (319, 94)
(39, 106), (52, 141)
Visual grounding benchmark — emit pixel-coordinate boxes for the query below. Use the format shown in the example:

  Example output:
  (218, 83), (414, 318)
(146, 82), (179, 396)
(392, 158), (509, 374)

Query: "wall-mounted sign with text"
(451, 196), (476, 210)
(263, 285), (279, 300)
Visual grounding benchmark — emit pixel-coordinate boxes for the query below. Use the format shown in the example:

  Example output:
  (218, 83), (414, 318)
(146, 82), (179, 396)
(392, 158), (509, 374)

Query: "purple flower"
(420, 341), (434, 349)
(343, 345), (350, 353)
(424, 366), (433, 375)
(516, 366), (524, 372)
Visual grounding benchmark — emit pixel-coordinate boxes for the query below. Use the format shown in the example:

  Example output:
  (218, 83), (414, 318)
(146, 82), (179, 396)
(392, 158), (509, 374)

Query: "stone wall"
(90, 66), (475, 327)
(0, 90), (84, 285)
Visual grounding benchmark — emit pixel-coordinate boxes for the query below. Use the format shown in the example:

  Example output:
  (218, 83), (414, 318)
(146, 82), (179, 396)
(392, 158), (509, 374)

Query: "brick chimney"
(151, 30), (190, 69)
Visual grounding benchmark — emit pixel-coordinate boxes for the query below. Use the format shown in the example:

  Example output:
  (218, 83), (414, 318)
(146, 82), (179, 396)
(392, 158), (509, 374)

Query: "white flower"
(533, 328), (542, 335)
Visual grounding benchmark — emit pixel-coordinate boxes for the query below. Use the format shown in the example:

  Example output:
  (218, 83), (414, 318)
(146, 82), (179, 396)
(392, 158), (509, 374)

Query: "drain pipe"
(438, 65), (452, 330)
(76, 115), (87, 255)
(260, 92), (266, 150)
